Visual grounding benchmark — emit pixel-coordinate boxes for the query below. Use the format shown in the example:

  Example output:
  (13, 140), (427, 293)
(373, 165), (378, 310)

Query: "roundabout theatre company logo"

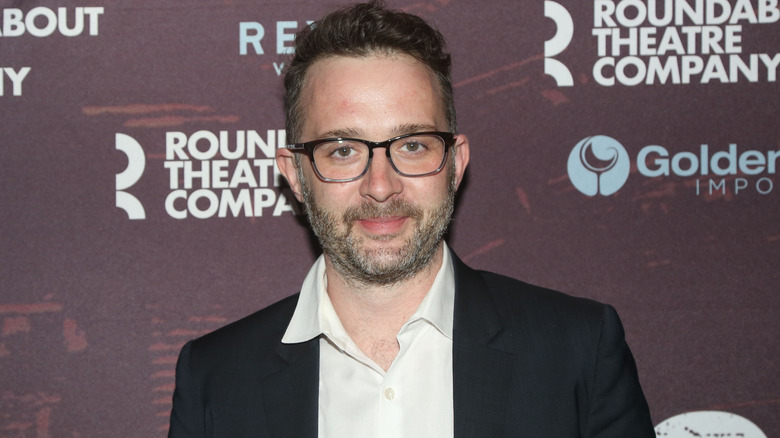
(544, 0), (779, 87)
(114, 131), (297, 220)
(567, 136), (779, 197)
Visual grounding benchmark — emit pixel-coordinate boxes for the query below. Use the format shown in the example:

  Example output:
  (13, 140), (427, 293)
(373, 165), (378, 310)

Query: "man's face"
(279, 53), (469, 286)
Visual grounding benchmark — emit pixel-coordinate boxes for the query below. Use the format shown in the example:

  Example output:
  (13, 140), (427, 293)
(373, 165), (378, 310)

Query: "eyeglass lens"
(311, 134), (446, 181)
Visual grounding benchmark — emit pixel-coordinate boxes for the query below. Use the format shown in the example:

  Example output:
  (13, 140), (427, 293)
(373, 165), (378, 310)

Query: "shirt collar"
(281, 242), (455, 344)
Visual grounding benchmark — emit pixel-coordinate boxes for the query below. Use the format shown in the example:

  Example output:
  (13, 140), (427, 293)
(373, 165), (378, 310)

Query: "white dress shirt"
(282, 244), (455, 438)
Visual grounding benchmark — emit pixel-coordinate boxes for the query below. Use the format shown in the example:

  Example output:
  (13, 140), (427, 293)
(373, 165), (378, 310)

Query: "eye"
(398, 140), (427, 153)
(332, 145), (356, 157)
(315, 141), (364, 162)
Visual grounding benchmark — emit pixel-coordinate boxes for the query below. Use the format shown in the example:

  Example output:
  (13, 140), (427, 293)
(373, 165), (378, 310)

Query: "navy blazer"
(169, 252), (654, 437)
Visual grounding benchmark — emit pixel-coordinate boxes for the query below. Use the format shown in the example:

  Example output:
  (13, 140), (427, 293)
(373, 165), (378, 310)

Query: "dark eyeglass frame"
(280, 131), (456, 182)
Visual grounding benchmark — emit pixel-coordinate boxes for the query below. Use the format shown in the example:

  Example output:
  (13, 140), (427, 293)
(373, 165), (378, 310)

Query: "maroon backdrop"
(2, 1), (778, 436)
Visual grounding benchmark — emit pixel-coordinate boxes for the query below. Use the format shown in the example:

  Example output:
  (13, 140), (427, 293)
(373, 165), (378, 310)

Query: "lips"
(342, 198), (423, 237)
(355, 216), (408, 235)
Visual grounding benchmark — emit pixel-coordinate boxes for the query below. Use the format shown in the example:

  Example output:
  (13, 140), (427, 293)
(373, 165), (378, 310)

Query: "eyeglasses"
(280, 131), (455, 182)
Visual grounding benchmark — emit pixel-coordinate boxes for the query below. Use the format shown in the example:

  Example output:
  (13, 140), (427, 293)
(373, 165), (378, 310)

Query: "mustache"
(342, 199), (424, 223)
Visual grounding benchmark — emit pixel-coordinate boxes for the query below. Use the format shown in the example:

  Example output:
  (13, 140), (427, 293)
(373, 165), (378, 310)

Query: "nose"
(359, 148), (403, 202)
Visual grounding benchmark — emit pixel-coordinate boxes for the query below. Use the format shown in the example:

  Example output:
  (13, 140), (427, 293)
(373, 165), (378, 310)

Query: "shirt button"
(384, 387), (395, 400)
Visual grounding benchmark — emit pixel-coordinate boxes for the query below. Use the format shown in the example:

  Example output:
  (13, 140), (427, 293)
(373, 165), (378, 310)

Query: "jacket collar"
(265, 249), (513, 438)
(451, 251), (514, 438)
(266, 334), (320, 438)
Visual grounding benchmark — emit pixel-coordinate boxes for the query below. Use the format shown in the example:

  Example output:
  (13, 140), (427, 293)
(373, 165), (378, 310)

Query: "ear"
(452, 134), (470, 191)
(276, 148), (305, 203)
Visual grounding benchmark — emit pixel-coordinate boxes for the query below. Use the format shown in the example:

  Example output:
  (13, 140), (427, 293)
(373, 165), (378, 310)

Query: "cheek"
(408, 178), (450, 205)
(308, 180), (361, 210)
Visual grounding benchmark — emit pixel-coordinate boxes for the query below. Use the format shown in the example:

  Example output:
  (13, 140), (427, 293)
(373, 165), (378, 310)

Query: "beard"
(299, 162), (456, 287)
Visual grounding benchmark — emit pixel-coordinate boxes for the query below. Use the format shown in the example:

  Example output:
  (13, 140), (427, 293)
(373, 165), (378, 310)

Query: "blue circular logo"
(567, 136), (630, 196)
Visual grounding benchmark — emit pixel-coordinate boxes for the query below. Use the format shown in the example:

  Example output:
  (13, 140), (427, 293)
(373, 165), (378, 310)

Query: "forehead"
(299, 53), (445, 138)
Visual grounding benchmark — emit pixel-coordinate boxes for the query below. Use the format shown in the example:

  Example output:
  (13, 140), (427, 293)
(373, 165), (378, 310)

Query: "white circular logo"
(567, 135), (630, 196)
(655, 411), (767, 437)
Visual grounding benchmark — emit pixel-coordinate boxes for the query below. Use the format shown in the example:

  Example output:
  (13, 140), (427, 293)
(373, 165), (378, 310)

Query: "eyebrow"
(319, 123), (439, 139)
(319, 127), (362, 139)
(393, 123), (438, 135)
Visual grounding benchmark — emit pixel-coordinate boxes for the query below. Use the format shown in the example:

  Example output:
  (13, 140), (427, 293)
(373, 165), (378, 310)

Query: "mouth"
(355, 216), (409, 235)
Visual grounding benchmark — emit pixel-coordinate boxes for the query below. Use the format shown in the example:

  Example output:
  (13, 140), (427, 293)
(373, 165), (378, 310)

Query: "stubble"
(299, 161), (456, 287)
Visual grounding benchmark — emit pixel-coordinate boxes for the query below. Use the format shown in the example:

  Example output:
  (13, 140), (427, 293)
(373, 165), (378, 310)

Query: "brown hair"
(283, 0), (455, 143)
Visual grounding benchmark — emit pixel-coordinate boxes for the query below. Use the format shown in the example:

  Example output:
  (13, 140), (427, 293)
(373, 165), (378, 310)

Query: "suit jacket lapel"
(451, 252), (514, 438)
(254, 252), (514, 438)
(261, 337), (320, 438)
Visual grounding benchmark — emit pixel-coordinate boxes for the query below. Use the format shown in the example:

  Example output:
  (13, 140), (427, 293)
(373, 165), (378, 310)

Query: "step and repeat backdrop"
(1, 0), (778, 436)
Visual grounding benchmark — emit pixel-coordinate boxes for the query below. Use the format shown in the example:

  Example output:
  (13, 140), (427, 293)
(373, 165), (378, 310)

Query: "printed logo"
(0, 67), (30, 97)
(567, 137), (778, 197)
(592, 0), (780, 86)
(115, 133), (147, 220)
(0, 7), (104, 37)
(544, 1), (574, 87)
(567, 135), (630, 196)
(239, 20), (313, 76)
(541, 0), (779, 87)
(0, 7), (105, 96)
(114, 130), (297, 220)
(655, 411), (767, 438)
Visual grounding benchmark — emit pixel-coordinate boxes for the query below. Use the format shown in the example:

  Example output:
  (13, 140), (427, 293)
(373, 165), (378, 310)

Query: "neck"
(324, 243), (444, 370)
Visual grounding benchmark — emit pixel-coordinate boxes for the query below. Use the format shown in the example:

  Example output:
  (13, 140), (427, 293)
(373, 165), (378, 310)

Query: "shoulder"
(185, 293), (300, 365)
(452, 251), (608, 326)
(479, 269), (606, 319)
(452, 255), (619, 352)
(485, 270), (610, 331)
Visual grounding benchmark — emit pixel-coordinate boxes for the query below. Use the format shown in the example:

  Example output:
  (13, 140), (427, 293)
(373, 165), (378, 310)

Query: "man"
(168, 1), (655, 437)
